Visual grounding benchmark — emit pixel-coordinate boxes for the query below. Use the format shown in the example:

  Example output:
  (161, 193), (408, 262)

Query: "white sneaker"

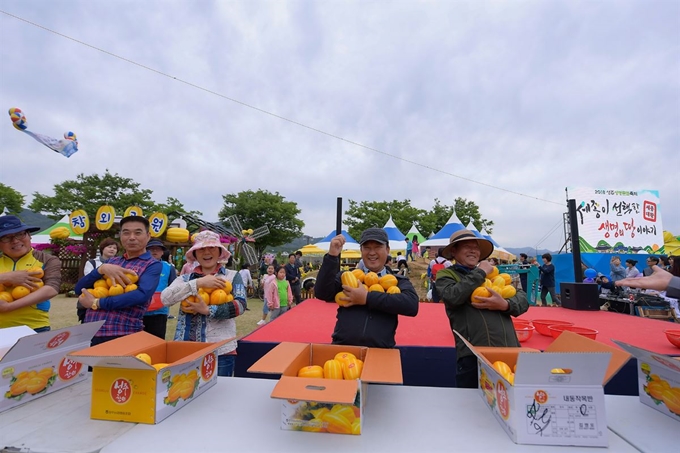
(256, 320), (266, 326)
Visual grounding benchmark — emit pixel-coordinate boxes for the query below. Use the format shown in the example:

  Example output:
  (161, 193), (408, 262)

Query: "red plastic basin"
(515, 324), (535, 343)
(548, 324), (599, 340)
(664, 329), (680, 348)
(531, 319), (574, 336)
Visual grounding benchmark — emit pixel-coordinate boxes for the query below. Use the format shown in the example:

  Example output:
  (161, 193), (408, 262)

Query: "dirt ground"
(401, 258), (431, 300)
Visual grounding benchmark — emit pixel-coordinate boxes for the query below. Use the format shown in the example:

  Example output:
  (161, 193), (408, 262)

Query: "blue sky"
(1, 0), (678, 250)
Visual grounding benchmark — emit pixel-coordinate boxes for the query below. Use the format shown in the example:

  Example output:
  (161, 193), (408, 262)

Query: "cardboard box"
(67, 331), (230, 424)
(612, 340), (680, 421)
(456, 330), (631, 447)
(0, 321), (103, 413)
(248, 342), (403, 435)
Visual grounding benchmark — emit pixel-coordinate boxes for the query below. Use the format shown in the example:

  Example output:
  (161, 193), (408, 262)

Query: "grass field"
(50, 294), (266, 341)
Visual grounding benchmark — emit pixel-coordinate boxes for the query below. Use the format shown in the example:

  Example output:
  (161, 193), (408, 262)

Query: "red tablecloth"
(242, 299), (679, 355)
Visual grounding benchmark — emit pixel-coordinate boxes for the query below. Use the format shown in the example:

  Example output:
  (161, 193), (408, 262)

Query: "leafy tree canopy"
(28, 170), (202, 220)
(345, 200), (425, 240)
(0, 183), (25, 215)
(218, 189), (304, 252)
(345, 197), (493, 240)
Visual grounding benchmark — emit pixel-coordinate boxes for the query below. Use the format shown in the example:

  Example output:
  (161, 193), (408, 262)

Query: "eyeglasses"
(0, 231), (29, 244)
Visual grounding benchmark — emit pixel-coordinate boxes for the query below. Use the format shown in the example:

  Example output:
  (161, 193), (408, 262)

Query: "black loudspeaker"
(560, 282), (600, 311)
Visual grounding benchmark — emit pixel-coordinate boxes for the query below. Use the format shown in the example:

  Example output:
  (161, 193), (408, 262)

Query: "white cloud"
(0, 0), (677, 251)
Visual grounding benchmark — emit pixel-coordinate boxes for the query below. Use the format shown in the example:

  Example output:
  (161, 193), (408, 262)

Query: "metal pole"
(336, 197), (343, 272)
(568, 199), (583, 282)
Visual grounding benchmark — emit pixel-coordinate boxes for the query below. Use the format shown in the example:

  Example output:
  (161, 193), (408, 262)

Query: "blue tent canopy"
(421, 212), (465, 246)
(314, 229), (361, 251)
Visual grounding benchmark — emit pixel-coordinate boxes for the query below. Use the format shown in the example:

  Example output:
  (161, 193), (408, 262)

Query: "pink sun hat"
(185, 230), (231, 263)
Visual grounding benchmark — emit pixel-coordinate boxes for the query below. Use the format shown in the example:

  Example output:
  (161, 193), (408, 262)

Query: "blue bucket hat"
(147, 239), (168, 251)
(0, 215), (40, 239)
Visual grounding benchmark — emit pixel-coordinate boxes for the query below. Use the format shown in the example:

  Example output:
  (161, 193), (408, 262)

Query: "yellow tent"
(340, 250), (361, 259)
(489, 248), (516, 263)
(299, 244), (326, 256)
(664, 231), (680, 256)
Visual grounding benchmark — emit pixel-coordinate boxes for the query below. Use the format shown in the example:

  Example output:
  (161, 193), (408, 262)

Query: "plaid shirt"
(76, 252), (161, 337)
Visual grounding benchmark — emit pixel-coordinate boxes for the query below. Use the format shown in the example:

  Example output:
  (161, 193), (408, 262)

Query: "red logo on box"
(651, 355), (680, 373)
(534, 390), (548, 405)
(496, 380), (510, 420)
(47, 332), (70, 349)
(110, 378), (132, 404)
(58, 357), (82, 381)
(201, 352), (216, 381)
(643, 201), (657, 222)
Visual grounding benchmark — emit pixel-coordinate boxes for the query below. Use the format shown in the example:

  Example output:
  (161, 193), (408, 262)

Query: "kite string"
(1, 9), (563, 206)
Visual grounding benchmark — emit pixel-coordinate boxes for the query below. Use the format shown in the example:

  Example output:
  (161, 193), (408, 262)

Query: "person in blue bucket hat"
(0, 215), (61, 332)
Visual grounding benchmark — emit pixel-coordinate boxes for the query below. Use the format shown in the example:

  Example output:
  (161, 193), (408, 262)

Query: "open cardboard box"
(455, 330), (631, 447)
(248, 342), (402, 435)
(67, 331), (230, 424)
(0, 321), (103, 413)
(612, 340), (680, 421)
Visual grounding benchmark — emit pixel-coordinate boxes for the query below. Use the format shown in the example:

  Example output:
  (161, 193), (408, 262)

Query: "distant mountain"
(505, 247), (556, 259)
(16, 209), (55, 231)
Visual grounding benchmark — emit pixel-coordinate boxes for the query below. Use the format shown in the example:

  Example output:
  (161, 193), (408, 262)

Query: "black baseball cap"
(359, 228), (388, 246)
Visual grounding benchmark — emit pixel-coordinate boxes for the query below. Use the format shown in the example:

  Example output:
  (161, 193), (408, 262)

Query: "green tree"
(420, 198), (494, 235)
(28, 170), (199, 220)
(346, 197), (494, 240)
(0, 183), (25, 215)
(154, 197), (203, 218)
(218, 190), (304, 252)
(345, 199), (426, 240)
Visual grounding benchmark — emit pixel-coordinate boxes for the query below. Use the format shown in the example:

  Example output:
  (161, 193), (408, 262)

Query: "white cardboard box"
(613, 340), (680, 421)
(0, 321), (103, 413)
(456, 330), (630, 447)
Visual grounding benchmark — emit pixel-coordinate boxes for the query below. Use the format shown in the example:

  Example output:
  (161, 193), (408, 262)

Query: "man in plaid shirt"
(76, 216), (161, 345)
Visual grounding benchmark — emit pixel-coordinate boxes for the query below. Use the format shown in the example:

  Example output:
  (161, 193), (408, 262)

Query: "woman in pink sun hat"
(161, 231), (247, 377)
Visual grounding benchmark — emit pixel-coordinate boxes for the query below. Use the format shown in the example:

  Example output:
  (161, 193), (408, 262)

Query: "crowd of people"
(2, 212), (679, 387)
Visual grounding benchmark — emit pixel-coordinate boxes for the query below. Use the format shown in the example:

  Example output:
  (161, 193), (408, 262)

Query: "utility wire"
(535, 219), (564, 249)
(1, 9), (564, 206)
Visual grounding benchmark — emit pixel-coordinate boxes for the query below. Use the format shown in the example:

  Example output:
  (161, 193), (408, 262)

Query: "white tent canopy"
(382, 216), (407, 251)
(405, 223), (427, 244)
(31, 215), (84, 244)
(466, 222), (486, 239)
(480, 228), (515, 261)
(421, 211), (465, 247)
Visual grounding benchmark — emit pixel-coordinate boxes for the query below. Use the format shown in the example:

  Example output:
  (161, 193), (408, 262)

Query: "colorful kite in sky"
(8, 107), (78, 158)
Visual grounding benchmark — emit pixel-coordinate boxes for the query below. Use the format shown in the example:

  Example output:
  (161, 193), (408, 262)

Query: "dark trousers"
(431, 282), (441, 303)
(143, 314), (168, 339)
(91, 335), (122, 347)
(77, 308), (87, 323)
(541, 286), (558, 305)
(456, 355), (479, 389)
(291, 283), (302, 304)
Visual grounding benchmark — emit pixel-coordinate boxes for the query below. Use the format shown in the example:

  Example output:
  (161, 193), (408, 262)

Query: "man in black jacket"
(315, 228), (419, 348)
(285, 253), (302, 306)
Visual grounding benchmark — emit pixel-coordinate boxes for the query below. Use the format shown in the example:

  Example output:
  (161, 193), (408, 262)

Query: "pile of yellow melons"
(470, 266), (516, 303)
(87, 272), (139, 298)
(0, 267), (46, 303)
(181, 280), (234, 314)
(335, 269), (401, 306)
(297, 352), (363, 380)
